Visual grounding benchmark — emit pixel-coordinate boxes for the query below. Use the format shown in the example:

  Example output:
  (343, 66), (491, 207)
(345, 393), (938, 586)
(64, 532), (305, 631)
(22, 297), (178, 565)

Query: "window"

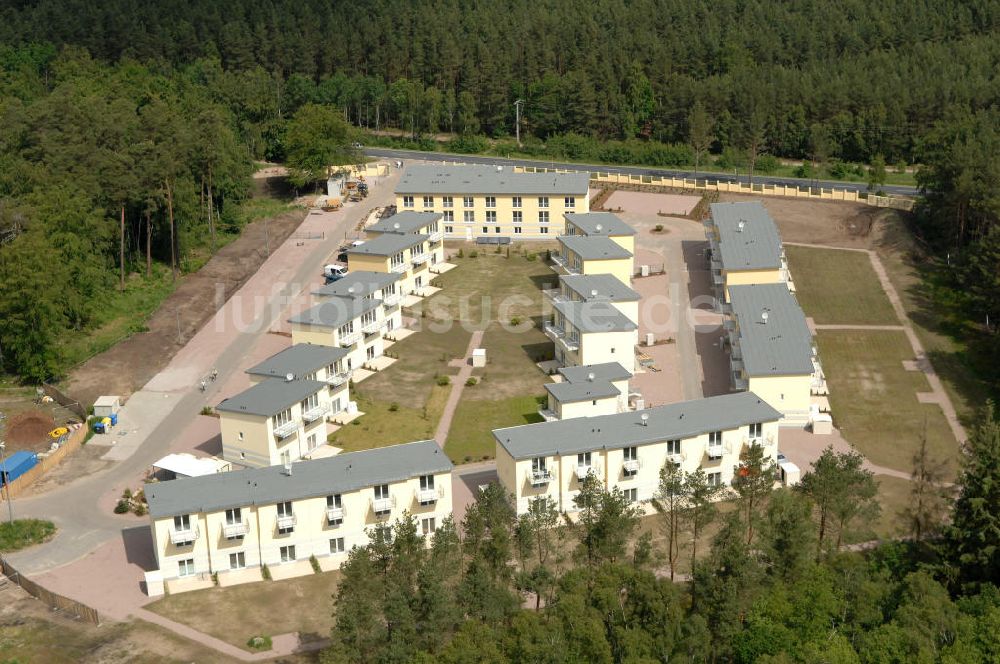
(623, 446), (638, 476)
(748, 423), (763, 440)
(178, 559), (195, 577)
(173, 515), (193, 546)
(514, 227), (522, 234)
(423, 195), (433, 208)
(443, 196), (453, 208)
(390, 251), (406, 268)
(327, 494), (343, 525)
(485, 196), (496, 208)
(464, 211), (475, 223)
(420, 474), (435, 491)
(443, 210), (454, 222)
(512, 210), (522, 224)
(512, 196), (522, 208)
(330, 537), (345, 554)
(538, 196), (549, 208)
(578, 452), (592, 468)
(277, 501), (294, 534)
(532, 457), (547, 473)
(540, 226), (549, 234)
(229, 552), (245, 569)
(624, 488), (638, 503)
(402, 195), (414, 208)
(444, 225), (453, 233)
(666, 440), (681, 456)
(709, 431), (722, 445)
(538, 210), (549, 224)
(482, 226), (489, 234)
(300, 392), (319, 414)
(707, 472), (723, 487)
(273, 408), (292, 429)
(486, 210), (497, 223)
(495, 226), (501, 233)
(463, 196), (474, 207)
(421, 517), (436, 536)
(564, 196), (576, 207)
(280, 545), (296, 562)
(225, 508), (243, 539)
(374, 484), (391, 515)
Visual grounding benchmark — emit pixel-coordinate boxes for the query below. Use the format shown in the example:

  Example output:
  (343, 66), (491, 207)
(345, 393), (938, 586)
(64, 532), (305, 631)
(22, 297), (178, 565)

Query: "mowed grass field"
(785, 245), (898, 325)
(817, 329), (959, 477)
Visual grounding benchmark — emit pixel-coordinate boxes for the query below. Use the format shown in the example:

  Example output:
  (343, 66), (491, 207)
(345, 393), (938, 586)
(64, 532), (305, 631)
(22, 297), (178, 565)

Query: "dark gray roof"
(729, 284), (814, 376)
(246, 344), (349, 380)
(216, 379), (326, 418)
(710, 202), (783, 271)
(558, 234), (633, 260)
(558, 362), (632, 384)
(545, 380), (620, 404)
(368, 211), (442, 235)
(348, 232), (429, 257)
(288, 298), (380, 329)
(554, 300), (637, 333)
(561, 274), (640, 302)
(396, 164), (590, 195)
(564, 212), (636, 237)
(494, 392), (782, 459)
(313, 271), (400, 298)
(147, 440), (453, 519)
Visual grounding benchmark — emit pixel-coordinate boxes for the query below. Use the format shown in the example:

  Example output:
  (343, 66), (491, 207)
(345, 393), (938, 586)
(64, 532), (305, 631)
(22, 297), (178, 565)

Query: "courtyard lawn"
(785, 245), (898, 325)
(147, 570), (340, 651)
(329, 387), (448, 452)
(445, 395), (546, 463)
(817, 329), (959, 477)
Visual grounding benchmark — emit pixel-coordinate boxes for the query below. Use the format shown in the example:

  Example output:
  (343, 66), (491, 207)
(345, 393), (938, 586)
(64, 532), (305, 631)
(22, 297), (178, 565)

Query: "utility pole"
(514, 99), (524, 147)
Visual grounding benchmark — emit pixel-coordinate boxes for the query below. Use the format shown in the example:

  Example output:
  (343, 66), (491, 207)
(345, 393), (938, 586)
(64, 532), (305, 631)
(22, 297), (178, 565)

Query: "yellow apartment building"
(494, 392), (783, 515)
(217, 376), (348, 468)
(543, 300), (638, 373)
(144, 440), (453, 596)
(563, 212), (636, 254)
(395, 164), (590, 240)
(553, 235), (634, 285)
(705, 201), (793, 302)
(347, 231), (443, 297)
(541, 361), (633, 421)
(545, 273), (640, 324)
(289, 290), (394, 372)
(727, 283), (824, 425)
(312, 271), (404, 336)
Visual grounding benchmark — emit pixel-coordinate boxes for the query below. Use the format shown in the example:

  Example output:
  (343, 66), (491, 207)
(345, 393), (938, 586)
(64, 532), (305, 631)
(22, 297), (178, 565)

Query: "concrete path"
(434, 330), (485, 444)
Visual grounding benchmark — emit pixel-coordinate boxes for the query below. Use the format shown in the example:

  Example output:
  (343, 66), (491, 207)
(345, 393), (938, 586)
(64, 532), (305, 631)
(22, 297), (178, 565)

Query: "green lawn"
(445, 395), (546, 463)
(147, 570), (340, 651)
(329, 388), (448, 451)
(0, 519), (56, 552)
(786, 245), (898, 325)
(817, 330), (959, 477)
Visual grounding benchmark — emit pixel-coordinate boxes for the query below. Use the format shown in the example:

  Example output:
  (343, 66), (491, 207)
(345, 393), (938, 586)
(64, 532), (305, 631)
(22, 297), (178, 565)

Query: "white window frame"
(443, 210), (454, 222)
(463, 196), (474, 208)
(538, 210), (549, 224)
(280, 545), (296, 563)
(229, 552), (246, 569)
(512, 196), (522, 208)
(330, 537), (345, 554)
(486, 210), (497, 223)
(402, 195), (414, 208)
(538, 196), (549, 208)
(421, 517), (436, 536)
(442, 196), (453, 208)
(178, 558), (195, 577)
(564, 196), (576, 207)
(464, 211), (475, 223)
(423, 195), (434, 208)
(485, 196), (496, 208)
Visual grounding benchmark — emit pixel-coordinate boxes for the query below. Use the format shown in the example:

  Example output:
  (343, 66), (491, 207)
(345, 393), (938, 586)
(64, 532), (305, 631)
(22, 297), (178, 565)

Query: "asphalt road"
(365, 147), (919, 197)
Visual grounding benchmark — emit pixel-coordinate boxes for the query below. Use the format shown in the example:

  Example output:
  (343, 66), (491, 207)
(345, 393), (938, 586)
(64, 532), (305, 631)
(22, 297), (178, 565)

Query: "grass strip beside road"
(0, 519), (56, 552)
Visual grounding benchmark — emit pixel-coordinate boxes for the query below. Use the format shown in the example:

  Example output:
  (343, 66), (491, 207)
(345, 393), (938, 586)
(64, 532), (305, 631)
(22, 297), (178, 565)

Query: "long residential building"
(705, 201), (793, 302)
(395, 164), (591, 240)
(552, 234), (634, 285)
(347, 228), (443, 297)
(544, 300), (638, 373)
(563, 212), (637, 254)
(495, 392), (782, 515)
(145, 440), (453, 596)
(540, 361), (633, 421)
(545, 273), (640, 324)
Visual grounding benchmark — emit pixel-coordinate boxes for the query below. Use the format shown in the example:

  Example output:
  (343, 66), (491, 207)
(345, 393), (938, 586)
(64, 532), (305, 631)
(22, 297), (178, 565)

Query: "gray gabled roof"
(288, 297), (380, 329)
(246, 344), (349, 380)
(368, 211), (442, 235)
(729, 284), (814, 376)
(146, 440), (453, 519)
(710, 202), (783, 271)
(558, 234), (633, 261)
(564, 212), (636, 237)
(545, 380), (620, 404)
(396, 164), (590, 195)
(555, 300), (637, 333)
(313, 271), (400, 298)
(216, 378), (326, 418)
(348, 232), (429, 257)
(560, 274), (640, 303)
(494, 392), (782, 459)
(558, 362), (632, 384)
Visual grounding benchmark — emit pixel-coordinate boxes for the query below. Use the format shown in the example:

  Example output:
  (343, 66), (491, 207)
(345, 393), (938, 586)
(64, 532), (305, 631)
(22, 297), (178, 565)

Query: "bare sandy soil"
(606, 190), (702, 216)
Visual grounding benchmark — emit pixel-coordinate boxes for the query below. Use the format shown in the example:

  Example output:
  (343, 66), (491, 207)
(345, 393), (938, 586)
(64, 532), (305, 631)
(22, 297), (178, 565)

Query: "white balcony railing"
(372, 496), (395, 515)
(428, 230), (444, 242)
(170, 525), (200, 545)
(362, 320), (384, 335)
(302, 403), (330, 424)
(339, 331), (360, 347)
(542, 288), (569, 304)
(707, 442), (730, 459)
(410, 251), (430, 265)
(543, 321), (581, 352)
(538, 408), (558, 422)
(382, 292), (400, 307)
(327, 371), (350, 388)
(550, 253), (581, 275)
(273, 419), (298, 439)
(622, 458), (641, 474)
(325, 506), (344, 522)
(276, 513), (297, 530)
(529, 469), (554, 486)
(390, 262), (408, 274)
(576, 465), (594, 481)
(666, 451), (686, 464)
(416, 487), (441, 504)
(223, 520), (248, 539)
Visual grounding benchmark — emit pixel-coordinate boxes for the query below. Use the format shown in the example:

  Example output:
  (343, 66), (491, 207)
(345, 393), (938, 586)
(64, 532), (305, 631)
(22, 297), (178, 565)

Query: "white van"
(323, 264), (348, 281)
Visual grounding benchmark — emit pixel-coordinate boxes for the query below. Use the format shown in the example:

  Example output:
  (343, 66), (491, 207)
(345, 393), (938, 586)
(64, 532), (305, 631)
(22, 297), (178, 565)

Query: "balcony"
(170, 525), (200, 545)
(543, 321), (580, 352)
(410, 251), (430, 265)
(538, 408), (558, 422)
(372, 496), (395, 515)
(575, 465), (594, 481)
(339, 330), (360, 347)
(550, 253), (581, 275)
(707, 442), (730, 460)
(382, 292), (400, 307)
(390, 262), (408, 274)
(325, 506), (345, 523)
(302, 402), (330, 424)
(666, 451), (686, 464)
(362, 319), (384, 335)
(428, 230), (444, 242)
(273, 419), (298, 440)
(276, 513), (297, 530)
(732, 371), (748, 391)
(542, 288), (569, 304)
(416, 487), (442, 504)
(223, 520), (248, 539)
(622, 458), (641, 474)
(327, 371), (350, 388)
(529, 469), (554, 486)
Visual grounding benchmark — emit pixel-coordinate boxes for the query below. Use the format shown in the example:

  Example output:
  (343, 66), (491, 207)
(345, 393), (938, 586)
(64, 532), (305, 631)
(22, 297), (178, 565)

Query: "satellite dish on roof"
(595, 224), (603, 232)
(285, 372), (295, 382)
(738, 219), (746, 232)
(393, 222), (400, 229)
(640, 412), (649, 426)
(587, 372), (595, 382)
(761, 310), (769, 324)
(590, 289), (598, 297)
(496, 165), (503, 172)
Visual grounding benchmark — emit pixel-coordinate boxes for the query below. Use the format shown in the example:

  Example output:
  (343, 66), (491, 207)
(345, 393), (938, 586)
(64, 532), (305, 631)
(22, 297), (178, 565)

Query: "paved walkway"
(434, 330), (485, 444)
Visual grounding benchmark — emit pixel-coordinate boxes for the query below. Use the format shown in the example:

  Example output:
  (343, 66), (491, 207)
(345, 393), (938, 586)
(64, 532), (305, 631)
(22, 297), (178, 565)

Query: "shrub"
(464, 455), (473, 463)
(436, 375), (451, 387)
(114, 500), (130, 514)
(793, 163), (814, 179)
(121, 488), (133, 500)
(261, 564), (271, 580)
(755, 154), (779, 174)
(465, 377), (478, 387)
(200, 406), (213, 416)
(468, 250), (478, 258)
(212, 572), (219, 586)
(457, 248), (464, 258)
(247, 636), (273, 651)
(388, 402), (399, 412)
(654, 224), (664, 232)
(310, 554), (321, 574)
(525, 252), (537, 261)
(510, 316), (522, 326)
(132, 503), (147, 517)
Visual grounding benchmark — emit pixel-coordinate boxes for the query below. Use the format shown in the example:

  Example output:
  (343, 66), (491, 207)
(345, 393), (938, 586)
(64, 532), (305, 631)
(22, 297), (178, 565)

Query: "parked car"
(323, 264), (348, 281)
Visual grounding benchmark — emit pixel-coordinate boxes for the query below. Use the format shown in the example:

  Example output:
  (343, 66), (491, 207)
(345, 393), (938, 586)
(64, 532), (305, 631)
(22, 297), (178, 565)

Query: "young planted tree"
(568, 473), (641, 574)
(514, 496), (560, 609)
(902, 426), (952, 543)
(868, 153), (888, 193)
(759, 488), (816, 582)
(731, 442), (776, 546)
(654, 461), (686, 580)
(684, 468), (725, 582)
(797, 446), (880, 554)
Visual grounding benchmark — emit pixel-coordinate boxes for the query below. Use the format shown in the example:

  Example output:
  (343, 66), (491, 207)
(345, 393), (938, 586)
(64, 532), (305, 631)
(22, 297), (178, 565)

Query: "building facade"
(289, 288), (396, 372)
(563, 212), (637, 254)
(552, 234), (634, 285)
(705, 201), (793, 303)
(544, 300), (638, 373)
(545, 273), (640, 324)
(346, 231), (444, 297)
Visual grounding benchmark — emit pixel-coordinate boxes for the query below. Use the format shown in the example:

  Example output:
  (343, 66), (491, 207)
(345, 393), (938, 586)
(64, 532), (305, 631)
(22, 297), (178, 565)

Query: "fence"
(0, 557), (101, 625)
(1, 424), (87, 500)
(41, 382), (86, 419)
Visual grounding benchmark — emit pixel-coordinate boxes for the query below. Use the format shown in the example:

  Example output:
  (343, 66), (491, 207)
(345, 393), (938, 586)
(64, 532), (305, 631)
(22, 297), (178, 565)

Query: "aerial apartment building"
(494, 392), (782, 515)
(706, 201), (793, 303)
(726, 283), (824, 425)
(312, 271), (404, 338)
(346, 230), (442, 298)
(543, 300), (638, 373)
(540, 361), (633, 421)
(545, 273), (641, 324)
(395, 164), (591, 240)
(144, 440), (453, 596)
(563, 212), (637, 254)
(552, 235), (634, 285)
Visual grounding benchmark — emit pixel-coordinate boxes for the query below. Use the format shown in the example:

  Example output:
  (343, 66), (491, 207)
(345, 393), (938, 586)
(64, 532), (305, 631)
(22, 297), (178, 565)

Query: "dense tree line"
(1, 0), (999, 165)
(321, 406), (1000, 663)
